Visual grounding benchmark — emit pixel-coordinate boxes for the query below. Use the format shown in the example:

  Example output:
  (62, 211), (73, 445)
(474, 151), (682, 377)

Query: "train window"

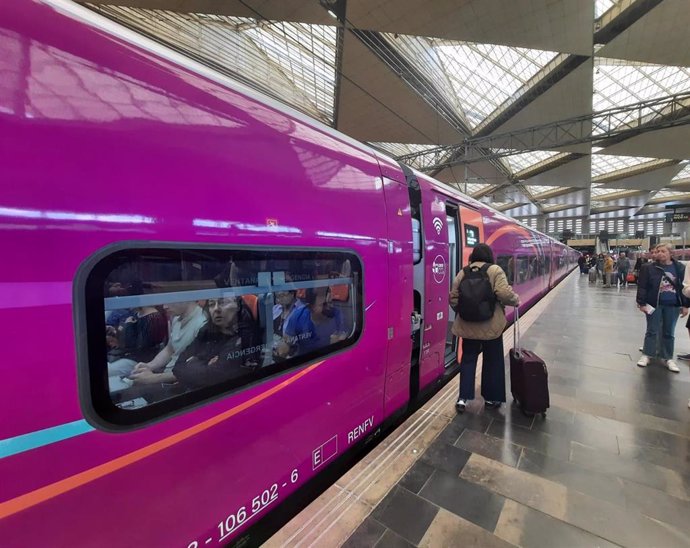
(76, 245), (363, 430)
(516, 255), (529, 284)
(464, 224), (479, 247)
(496, 254), (514, 284)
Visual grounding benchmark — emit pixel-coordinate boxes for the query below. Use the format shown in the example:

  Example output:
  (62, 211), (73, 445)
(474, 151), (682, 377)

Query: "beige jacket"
(449, 261), (520, 340)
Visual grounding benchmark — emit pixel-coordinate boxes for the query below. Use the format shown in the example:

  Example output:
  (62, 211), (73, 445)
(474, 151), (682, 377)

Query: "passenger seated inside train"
(310, 286), (348, 344)
(172, 297), (249, 390)
(273, 289), (317, 360)
(123, 300), (207, 390)
(106, 289), (168, 390)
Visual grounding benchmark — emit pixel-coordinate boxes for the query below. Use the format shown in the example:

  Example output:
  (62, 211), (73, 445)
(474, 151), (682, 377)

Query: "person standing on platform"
(449, 243), (520, 412)
(588, 254), (597, 272)
(638, 245), (659, 354)
(577, 254), (586, 274)
(617, 252), (630, 287)
(603, 254), (615, 287)
(636, 243), (689, 372)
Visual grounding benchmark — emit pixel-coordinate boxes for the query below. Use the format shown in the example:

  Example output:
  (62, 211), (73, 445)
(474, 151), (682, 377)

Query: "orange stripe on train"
(0, 362), (322, 520)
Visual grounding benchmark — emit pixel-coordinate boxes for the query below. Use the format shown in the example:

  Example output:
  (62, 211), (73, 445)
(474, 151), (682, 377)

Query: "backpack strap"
(481, 263), (497, 294)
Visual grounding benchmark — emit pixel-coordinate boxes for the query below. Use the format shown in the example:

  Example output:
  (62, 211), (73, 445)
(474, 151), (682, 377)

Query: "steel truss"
(396, 92), (690, 170)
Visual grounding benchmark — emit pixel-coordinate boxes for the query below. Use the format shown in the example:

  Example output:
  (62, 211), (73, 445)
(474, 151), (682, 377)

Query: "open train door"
(445, 204), (485, 365)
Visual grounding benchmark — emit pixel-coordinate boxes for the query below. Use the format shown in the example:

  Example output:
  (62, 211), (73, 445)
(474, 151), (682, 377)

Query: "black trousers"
(458, 336), (506, 402)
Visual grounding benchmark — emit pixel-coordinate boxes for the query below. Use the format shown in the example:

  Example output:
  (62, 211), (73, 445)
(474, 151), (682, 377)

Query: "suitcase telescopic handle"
(513, 306), (521, 356)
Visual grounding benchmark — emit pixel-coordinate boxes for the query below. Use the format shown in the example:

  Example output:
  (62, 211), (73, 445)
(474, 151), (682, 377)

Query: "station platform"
(265, 271), (690, 548)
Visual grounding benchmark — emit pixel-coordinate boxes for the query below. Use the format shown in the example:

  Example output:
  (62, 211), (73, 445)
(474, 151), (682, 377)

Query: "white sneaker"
(666, 360), (680, 373)
(637, 355), (650, 367)
(638, 346), (643, 352)
(455, 398), (467, 413)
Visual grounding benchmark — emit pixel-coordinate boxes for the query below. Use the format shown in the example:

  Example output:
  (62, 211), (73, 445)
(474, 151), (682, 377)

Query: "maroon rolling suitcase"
(509, 308), (549, 417)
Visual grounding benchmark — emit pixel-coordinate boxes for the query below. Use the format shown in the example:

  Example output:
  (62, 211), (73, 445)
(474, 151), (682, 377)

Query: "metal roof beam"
(396, 92), (690, 170)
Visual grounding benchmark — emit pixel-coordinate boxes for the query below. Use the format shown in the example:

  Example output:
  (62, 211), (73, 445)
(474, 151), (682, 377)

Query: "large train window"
(76, 245), (363, 430)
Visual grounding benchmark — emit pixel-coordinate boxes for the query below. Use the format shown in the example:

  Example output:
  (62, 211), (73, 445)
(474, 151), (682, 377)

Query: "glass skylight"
(370, 142), (440, 169)
(594, 59), (690, 129)
(384, 34), (559, 129)
(672, 164), (690, 182)
(595, 0), (618, 19)
(589, 186), (638, 199)
(590, 154), (662, 178)
(86, 5), (338, 124)
(523, 185), (571, 198)
(499, 150), (560, 175)
(524, 185), (560, 196)
(466, 183), (494, 196)
(653, 190), (690, 200)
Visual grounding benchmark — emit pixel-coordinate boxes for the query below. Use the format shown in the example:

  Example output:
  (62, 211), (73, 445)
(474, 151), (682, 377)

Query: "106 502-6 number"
(216, 468), (299, 542)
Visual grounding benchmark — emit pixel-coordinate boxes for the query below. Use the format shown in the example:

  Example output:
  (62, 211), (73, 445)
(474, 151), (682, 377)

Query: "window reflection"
(95, 248), (361, 417)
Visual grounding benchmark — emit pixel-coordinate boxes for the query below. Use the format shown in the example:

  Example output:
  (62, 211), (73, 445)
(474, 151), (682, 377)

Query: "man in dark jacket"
(636, 244), (689, 372)
(616, 252), (630, 286)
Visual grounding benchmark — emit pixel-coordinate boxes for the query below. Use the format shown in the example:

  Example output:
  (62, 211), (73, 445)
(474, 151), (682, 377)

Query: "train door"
(381, 176), (414, 415)
(445, 204), (460, 364)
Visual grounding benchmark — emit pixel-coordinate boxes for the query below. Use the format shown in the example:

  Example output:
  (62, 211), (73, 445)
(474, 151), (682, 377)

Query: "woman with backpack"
(449, 243), (520, 412)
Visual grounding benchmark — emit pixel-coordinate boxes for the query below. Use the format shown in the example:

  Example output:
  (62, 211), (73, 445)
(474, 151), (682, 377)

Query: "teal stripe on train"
(0, 420), (95, 459)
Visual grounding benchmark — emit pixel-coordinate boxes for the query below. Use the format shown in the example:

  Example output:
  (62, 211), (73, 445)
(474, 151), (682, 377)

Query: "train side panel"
(0, 1), (402, 545)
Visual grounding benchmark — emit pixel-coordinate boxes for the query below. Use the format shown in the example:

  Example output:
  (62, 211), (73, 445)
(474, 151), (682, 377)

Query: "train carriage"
(0, 1), (577, 546)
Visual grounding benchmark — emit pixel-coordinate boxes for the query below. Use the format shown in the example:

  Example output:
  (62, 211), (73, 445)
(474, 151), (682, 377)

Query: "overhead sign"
(665, 212), (690, 223)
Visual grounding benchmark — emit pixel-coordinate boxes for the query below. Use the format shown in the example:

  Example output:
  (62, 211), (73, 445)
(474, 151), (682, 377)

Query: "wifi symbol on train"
(433, 217), (443, 235)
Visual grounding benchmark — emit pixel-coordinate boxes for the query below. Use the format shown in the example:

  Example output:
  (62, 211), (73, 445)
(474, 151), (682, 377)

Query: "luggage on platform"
(588, 269), (597, 284)
(626, 272), (636, 284)
(509, 308), (549, 417)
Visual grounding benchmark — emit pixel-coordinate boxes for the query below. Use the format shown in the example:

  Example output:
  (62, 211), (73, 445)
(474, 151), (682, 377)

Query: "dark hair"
(469, 243), (494, 264)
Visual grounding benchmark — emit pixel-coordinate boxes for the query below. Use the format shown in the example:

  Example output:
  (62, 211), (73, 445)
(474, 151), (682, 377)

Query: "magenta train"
(0, 1), (578, 546)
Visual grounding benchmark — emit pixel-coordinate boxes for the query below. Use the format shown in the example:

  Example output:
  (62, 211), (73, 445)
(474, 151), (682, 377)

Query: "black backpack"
(456, 264), (497, 322)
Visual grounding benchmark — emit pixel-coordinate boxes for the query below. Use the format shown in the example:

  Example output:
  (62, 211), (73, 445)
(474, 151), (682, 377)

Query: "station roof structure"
(83, 0), (690, 234)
